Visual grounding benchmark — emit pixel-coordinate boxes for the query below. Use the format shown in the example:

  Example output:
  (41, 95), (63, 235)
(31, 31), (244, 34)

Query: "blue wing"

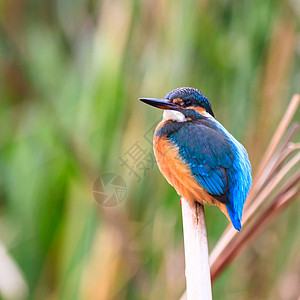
(169, 121), (251, 230)
(169, 122), (234, 199)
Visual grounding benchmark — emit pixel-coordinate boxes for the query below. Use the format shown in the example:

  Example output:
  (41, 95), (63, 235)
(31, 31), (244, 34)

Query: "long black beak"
(139, 98), (180, 110)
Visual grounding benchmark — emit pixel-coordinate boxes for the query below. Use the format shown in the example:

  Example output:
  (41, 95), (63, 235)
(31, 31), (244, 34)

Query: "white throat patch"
(163, 110), (186, 122)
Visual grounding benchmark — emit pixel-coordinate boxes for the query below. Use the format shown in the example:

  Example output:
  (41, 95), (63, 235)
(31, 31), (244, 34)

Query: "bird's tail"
(226, 203), (242, 231)
(214, 200), (242, 231)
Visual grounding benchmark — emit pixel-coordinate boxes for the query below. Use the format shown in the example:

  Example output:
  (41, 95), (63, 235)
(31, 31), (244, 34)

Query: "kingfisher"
(139, 87), (252, 231)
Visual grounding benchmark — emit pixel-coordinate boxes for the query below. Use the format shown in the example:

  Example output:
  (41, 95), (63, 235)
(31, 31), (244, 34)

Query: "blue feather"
(226, 203), (242, 231)
(169, 118), (252, 231)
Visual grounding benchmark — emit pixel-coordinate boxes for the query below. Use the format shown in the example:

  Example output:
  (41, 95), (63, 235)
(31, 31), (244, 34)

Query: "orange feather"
(154, 123), (230, 220)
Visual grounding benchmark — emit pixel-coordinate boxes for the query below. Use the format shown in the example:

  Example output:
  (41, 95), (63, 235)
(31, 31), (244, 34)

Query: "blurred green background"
(0, 0), (299, 299)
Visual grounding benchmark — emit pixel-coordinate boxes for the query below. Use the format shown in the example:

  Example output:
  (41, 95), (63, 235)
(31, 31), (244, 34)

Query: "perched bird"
(139, 87), (252, 231)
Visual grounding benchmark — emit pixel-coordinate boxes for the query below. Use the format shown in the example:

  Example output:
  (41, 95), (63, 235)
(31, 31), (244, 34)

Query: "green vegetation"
(0, 0), (299, 299)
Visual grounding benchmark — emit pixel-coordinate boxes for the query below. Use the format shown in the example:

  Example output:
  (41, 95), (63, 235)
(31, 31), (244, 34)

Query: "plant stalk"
(181, 198), (212, 300)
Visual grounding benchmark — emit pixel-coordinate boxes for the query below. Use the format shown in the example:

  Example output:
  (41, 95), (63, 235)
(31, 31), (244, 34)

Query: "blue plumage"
(165, 112), (252, 230)
(139, 87), (252, 231)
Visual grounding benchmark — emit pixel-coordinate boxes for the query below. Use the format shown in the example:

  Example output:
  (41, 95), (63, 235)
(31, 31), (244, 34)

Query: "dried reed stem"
(181, 198), (212, 300)
(211, 171), (300, 281)
(252, 94), (300, 189)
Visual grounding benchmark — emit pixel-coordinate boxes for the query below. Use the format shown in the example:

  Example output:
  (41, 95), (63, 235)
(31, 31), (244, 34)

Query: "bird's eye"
(185, 100), (192, 106)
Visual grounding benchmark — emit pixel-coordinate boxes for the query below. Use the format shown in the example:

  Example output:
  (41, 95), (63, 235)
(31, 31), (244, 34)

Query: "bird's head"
(139, 87), (214, 122)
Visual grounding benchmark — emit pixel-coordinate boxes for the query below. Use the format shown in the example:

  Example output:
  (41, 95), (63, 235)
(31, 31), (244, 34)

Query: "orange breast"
(153, 122), (229, 219)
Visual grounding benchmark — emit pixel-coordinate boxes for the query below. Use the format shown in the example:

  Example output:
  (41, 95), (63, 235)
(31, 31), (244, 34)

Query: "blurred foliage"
(0, 0), (299, 299)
